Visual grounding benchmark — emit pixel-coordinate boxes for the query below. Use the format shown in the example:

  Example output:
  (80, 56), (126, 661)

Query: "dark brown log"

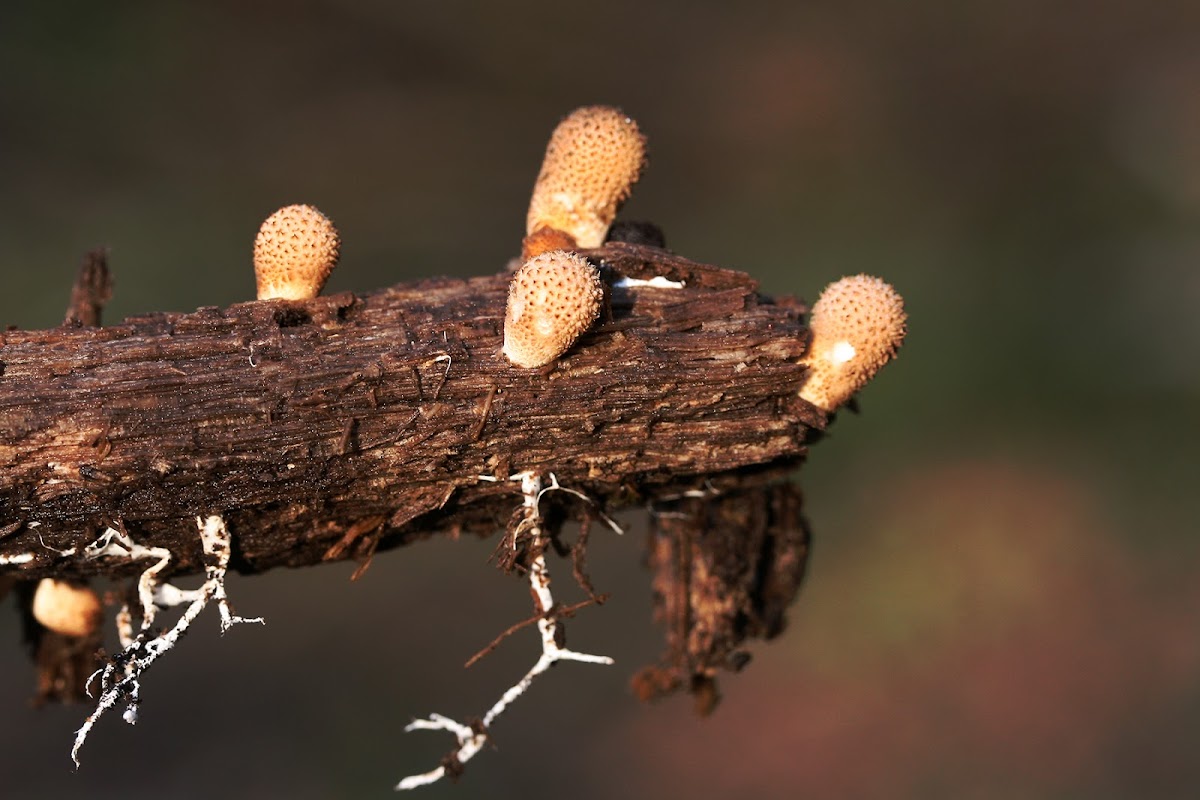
(0, 243), (823, 582)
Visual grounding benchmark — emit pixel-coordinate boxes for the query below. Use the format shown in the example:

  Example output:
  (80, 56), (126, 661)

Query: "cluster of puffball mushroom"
(22, 105), (910, 792)
(248, 104), (906, 412)
(31, 104), (905, 658)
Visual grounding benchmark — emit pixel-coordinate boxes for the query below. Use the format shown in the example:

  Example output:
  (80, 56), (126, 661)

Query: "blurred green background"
(2, 1), (1198, 797)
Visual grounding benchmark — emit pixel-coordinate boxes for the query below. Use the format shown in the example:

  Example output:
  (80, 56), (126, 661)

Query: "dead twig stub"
(63, 248), (113, 328)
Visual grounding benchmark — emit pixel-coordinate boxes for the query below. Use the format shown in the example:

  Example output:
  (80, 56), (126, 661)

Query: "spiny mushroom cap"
(526, 105), (647, 249)
(32, 579), (102, 638)
(503, 251), (603, 368)
(254, 204), (341, 301)
(799, 274), (907, 412)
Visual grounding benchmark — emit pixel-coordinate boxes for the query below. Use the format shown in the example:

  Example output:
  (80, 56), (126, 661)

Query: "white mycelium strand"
(71, 516), (263, 767)
(395, 472), (616, 791)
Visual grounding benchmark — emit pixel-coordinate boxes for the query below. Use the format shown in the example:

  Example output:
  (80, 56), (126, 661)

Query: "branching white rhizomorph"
(70, 515), (263, 766)
(395, 472), (619, 791)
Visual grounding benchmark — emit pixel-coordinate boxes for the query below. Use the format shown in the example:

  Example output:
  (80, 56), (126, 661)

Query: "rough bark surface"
(0, 243), (823, 582)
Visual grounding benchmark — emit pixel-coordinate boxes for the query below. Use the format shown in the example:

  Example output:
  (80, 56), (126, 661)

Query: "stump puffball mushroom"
(524, 105), (647, 258)
(799, 275), (907, 412)
(31, 579), (103, 638)
(503, 251), (603, 368)
(253, 204), (341, 301)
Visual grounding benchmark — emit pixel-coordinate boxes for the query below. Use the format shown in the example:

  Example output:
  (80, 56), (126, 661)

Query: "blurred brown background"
(2, 1), (1198, 797)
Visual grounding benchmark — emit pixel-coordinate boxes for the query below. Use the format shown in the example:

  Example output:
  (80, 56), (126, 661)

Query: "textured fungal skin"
(502, 251), (603, 368)
(253, 204), (341, 301)
(799, 274), (906, 411)
(31, 579), (102, 638)
(526, 105), (647, 249)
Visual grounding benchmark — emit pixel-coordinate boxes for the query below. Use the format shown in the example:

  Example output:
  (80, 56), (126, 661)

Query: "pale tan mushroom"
(799, 275), (907, 411)
(525, 106), (647, 256)
(502, 251), (603, 368)
(253, 204), (341, 300)
(32, 579), (103, 638)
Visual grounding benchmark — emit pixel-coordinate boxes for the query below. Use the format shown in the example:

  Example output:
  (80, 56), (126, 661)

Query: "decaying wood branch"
(0, 242), (823, 583)
(634, 481), (811, 714)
